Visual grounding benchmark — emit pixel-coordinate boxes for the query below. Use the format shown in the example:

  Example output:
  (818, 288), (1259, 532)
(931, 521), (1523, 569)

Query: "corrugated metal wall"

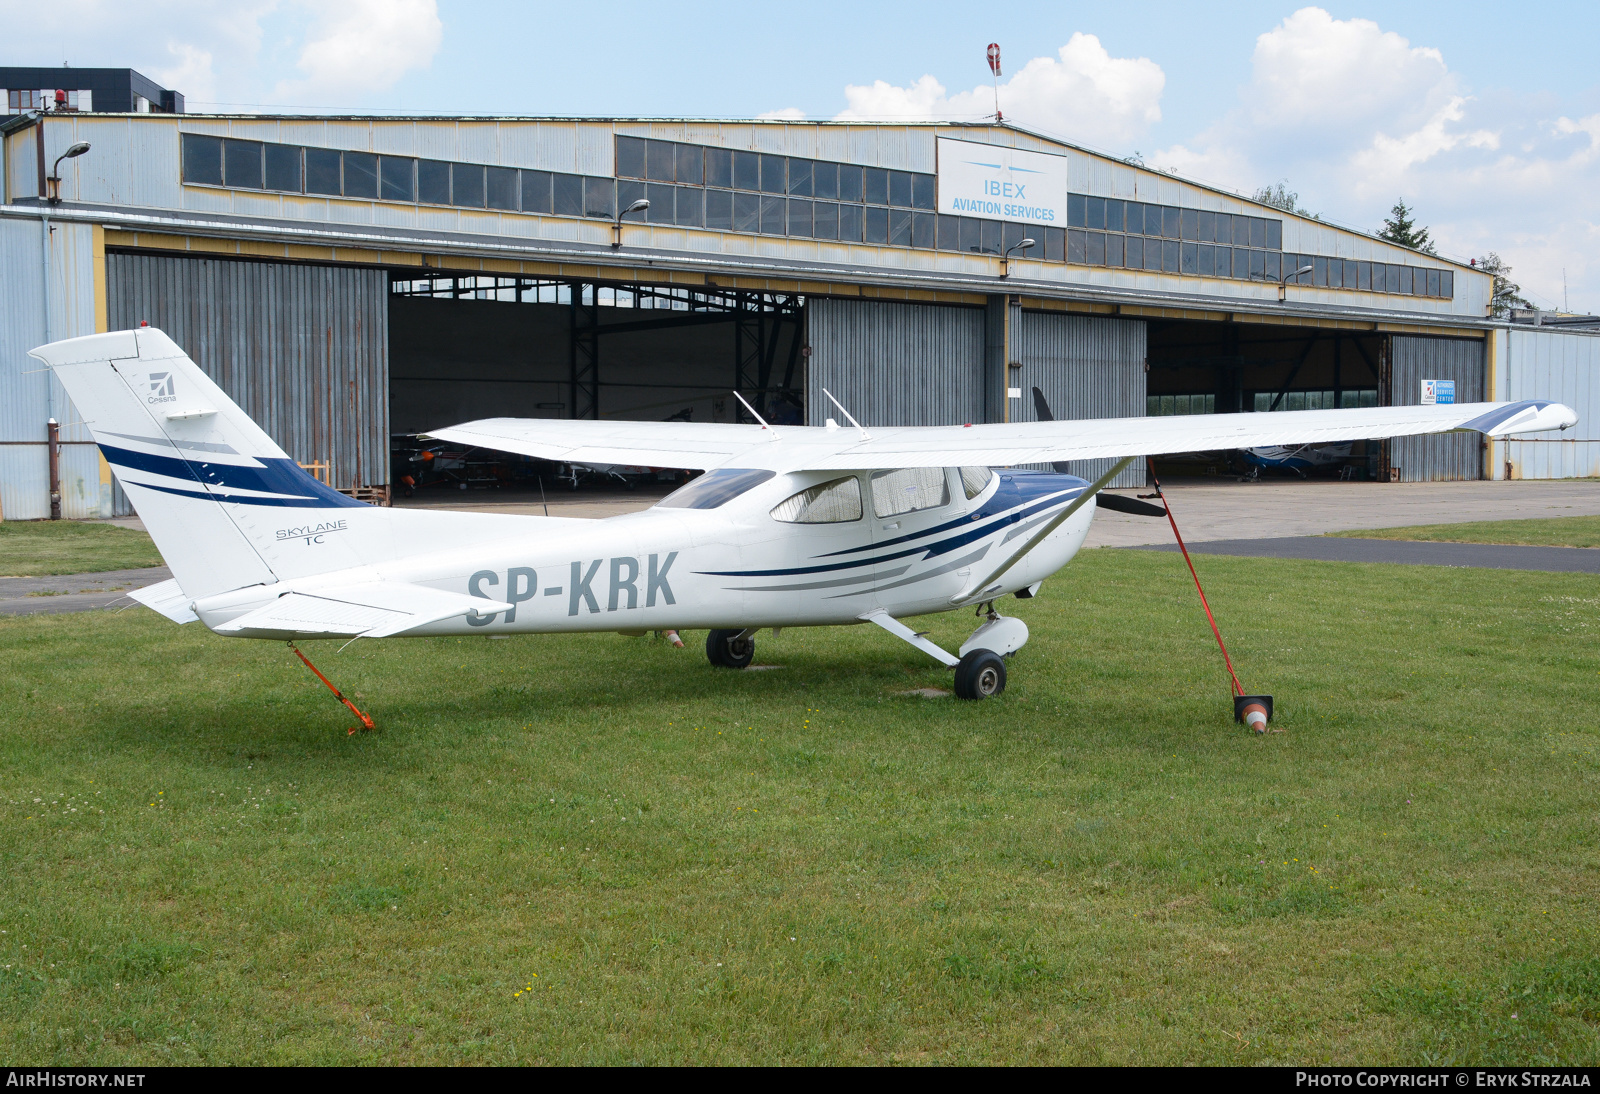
(0, 217), (113, 520)
(1389, 335), (1485, 482)
(806, 297), (985, 428)
(1495, 327), (1600, 479)
(1013, 311), (1147, 487)
(107, 253), (390, 492)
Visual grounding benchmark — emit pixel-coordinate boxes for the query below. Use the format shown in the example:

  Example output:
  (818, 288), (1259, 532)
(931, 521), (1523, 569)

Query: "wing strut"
(954, 456), (1134, 604)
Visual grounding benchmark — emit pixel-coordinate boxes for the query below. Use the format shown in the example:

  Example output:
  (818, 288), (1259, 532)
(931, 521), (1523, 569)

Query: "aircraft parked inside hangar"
(33, 328), (1578, 702)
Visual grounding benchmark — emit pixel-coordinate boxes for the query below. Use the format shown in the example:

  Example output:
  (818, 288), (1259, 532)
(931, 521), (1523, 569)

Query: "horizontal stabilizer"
(213, 582), (514, 639)
(127, 578), (198, 624)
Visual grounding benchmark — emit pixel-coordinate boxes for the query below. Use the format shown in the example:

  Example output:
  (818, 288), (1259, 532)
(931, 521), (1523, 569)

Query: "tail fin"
(30, 328), (369, 600)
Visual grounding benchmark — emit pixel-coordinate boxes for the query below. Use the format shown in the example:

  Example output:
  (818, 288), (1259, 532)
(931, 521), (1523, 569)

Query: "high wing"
(428, 400), (1576, 472)
(425, 419), (774, 470)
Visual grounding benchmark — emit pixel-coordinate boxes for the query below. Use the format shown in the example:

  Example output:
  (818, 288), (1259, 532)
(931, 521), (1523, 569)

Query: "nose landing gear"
(860, 605), (1028, 700)
(953, 648), (1007, 699)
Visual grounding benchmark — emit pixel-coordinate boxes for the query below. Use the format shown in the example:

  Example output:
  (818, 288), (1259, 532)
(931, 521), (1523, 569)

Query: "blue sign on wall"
(1421, 379), (1456, 405)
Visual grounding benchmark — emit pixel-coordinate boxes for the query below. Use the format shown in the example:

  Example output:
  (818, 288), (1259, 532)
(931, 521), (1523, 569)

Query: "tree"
(1378, 198), (1436, 254)
(1474, 252), (1529, 317)
(1252, 180), (1315, 217)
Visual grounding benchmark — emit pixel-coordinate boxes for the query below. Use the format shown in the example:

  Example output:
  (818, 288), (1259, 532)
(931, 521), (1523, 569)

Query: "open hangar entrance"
(1144, 317), (1487, 482)
(387, 274), (805, 495)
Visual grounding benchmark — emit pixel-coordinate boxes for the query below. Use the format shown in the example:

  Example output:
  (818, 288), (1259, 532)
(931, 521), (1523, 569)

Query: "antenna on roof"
(731, 390), (780, 439)
(821, 388), (871, 440)
(987, 43), (1003, 122)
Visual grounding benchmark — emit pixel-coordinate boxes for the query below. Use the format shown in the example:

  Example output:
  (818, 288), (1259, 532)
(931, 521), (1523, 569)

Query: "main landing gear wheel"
(706, 628), (756, 669)
(954, 649), (1007, 700)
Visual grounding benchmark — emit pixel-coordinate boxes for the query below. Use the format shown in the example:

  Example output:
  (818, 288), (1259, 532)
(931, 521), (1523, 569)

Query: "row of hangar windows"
(177, 133), (1453, 298)
(1148, 389), (1381, 416)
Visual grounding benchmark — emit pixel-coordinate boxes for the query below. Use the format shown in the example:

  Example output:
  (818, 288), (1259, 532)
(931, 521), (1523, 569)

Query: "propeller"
(1030, 386), (1076, 474)
(1095, 492), (1168, 518)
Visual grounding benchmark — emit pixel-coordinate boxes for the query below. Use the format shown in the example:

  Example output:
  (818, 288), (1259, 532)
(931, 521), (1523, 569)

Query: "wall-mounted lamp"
(1278, 263), (1313, 302)
(1000, 237), (1036, 279)
(46, 141), (91, 204)
(613, 198), (649, 248)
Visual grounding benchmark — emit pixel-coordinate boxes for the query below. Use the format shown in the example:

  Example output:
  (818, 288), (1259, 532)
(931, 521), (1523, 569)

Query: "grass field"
(0, 521), (162, 576)
(2, 548), (1597, 1065)
(1329, 516), (1600, 549)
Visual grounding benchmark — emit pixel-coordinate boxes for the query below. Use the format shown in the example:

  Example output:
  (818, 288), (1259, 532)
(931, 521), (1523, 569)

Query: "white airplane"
(32, 328), (1578, 707)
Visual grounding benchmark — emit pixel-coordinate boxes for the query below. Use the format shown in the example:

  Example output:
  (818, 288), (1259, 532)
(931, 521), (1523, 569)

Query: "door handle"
(882, 522), (900, 530)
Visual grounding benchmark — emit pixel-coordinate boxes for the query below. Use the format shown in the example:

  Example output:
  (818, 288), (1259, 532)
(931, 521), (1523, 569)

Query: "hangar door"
(807, 297), (986, 428)
(1013, 311), (1147, 487)
(1389, 335), (1485, 482)
(107, 252), (390, 498)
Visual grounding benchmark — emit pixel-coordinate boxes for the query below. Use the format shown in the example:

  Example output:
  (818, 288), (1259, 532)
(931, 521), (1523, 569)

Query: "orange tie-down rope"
(288, 642), (376, 735)
(1144, 462), (1273, 731)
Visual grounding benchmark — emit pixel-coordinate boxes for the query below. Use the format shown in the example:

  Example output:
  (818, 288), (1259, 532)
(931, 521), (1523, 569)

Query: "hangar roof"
(1, 111), (1492, 326)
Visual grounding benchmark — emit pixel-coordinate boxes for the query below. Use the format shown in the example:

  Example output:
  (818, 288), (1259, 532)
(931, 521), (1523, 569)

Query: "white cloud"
(1349, 97), (1499, 191)
(831, 34), (1164, 150)
(0, 0), (439, 110)
(276, 0), (442, 102)
(757, 107), (807, 121)
(1146, 7), (1600, 309)
(153, 41), (223, 107)
(1245, 8), (1454, 134)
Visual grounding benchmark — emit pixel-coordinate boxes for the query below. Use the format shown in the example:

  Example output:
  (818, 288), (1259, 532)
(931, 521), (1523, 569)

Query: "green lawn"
(1, 549), (1596, 1065)
(1329, 516), (1600, 549)
(0, 521), (162, 576)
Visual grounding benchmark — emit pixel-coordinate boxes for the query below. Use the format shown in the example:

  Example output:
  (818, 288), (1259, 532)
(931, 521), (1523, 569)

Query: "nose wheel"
(953, 648), (1007, 700)
(706, 628), (756, 669)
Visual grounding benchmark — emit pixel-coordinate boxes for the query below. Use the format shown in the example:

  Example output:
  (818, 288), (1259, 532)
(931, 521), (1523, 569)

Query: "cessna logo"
(466, 553), (677, 625)
(146, 372), (177, 404)
(276, 520), (348, 545)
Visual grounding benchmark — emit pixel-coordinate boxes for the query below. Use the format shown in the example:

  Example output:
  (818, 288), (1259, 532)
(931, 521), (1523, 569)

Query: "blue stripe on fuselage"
(819, 470), (1088, 556)
(695, 470), (1088, 578)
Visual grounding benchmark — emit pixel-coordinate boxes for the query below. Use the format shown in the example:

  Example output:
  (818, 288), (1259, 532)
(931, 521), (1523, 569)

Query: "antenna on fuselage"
(731, 390), (780, 439)
(821, 388), (871, 439)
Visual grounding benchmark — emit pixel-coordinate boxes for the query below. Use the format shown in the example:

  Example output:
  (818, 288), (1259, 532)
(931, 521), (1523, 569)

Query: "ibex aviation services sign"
(935, 137), (1068, 226)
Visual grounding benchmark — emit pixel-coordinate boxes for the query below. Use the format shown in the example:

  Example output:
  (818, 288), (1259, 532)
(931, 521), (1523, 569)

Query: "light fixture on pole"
(1279, 263), (1313, 302)
(46, 141), (90, 204)
(1000, 237), (1036, 279)
(613, 198), (649, 248)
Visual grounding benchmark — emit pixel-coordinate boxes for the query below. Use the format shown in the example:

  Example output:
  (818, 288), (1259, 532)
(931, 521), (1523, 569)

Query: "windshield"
(656, 468), (776, 510)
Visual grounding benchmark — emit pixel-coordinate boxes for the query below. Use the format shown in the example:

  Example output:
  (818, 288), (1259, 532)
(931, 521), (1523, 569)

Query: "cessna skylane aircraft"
(33, 328), (1578, 702)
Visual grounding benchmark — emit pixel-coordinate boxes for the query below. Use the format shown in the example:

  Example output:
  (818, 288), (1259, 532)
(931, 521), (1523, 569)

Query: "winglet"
(1458, 400), (1577, 436)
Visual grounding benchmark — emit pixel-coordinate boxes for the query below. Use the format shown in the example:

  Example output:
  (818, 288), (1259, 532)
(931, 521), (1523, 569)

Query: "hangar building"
(3, 89), (1598, 519)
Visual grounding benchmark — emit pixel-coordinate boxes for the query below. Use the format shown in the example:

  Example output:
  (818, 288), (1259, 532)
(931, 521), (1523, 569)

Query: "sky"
(4, 0), (1597, 311)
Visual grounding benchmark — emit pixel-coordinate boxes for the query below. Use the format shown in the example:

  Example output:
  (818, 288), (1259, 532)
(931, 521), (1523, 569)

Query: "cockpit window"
(771, 476), (862, 523)
(959, 466), (994, 500)
(656, 468), (775, 510)
(870, 467), (950, 518)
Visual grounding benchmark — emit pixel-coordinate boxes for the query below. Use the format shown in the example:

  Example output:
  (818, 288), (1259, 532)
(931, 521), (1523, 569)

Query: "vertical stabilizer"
(30, 328), (372, 599)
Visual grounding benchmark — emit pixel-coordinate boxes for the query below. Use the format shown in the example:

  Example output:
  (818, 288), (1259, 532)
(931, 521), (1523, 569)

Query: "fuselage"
(192, 466), (1095, 638)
